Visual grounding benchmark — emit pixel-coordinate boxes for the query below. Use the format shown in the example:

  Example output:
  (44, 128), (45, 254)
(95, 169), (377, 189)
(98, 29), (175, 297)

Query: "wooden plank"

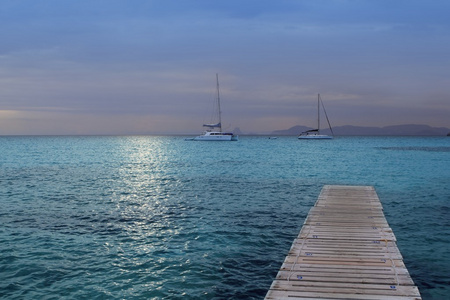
(265, 185), (422, 300)
(280, 264), (409, 278)
(266, 290), (422, 300)
(270, 281), (421, 297)
(281, 257), (406, 268)
(275, 271), (415, 285)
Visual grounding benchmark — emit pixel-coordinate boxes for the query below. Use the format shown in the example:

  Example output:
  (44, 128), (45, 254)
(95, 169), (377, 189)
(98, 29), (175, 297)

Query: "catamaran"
(191, 74), (238, 141)
(298, 94), (334, 139)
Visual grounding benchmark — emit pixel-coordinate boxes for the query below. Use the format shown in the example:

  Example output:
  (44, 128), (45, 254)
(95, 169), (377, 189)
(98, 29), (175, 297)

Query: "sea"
(0, 136), (449, 299)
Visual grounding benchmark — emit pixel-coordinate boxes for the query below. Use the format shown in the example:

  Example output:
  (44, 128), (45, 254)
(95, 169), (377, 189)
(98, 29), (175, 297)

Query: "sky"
(0, 0), (449, 135)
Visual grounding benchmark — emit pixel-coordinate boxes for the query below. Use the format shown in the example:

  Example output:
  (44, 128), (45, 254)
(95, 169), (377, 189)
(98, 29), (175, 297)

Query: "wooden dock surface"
(265, 185), (422, 300)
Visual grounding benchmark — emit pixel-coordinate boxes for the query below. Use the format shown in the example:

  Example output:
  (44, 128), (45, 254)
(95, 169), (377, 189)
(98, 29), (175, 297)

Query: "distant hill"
(271, 124), (450, 136)
(232, 127), (243, 135)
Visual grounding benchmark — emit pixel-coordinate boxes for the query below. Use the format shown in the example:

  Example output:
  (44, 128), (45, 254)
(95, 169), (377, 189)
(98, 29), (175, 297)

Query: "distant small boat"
(298, 94), (334, 139)
(191, 74), (238, 141)
(268, 137), (278, 140)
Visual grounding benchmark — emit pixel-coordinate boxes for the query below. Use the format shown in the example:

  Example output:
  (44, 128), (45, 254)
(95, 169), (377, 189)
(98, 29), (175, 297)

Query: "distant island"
(269, 124), (450, 136)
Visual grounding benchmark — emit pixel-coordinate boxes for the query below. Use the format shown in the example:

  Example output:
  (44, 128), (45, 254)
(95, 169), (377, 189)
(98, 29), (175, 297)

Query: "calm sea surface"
(0, 136), (449, 299)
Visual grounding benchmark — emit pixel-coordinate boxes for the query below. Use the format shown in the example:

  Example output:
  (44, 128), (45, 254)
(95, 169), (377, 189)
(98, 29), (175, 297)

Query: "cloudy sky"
(1, 0), (449, 135)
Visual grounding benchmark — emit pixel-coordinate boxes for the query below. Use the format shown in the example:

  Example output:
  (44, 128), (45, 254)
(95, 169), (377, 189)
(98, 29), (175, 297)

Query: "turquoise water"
(0, 136), (449, 299)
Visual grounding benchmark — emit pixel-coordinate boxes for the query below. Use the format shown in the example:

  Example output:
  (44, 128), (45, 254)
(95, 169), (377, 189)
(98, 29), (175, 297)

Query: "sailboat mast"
(216, 73), (222, 132)
(317, 94), (320, 134)
(320, 94), (334, 137)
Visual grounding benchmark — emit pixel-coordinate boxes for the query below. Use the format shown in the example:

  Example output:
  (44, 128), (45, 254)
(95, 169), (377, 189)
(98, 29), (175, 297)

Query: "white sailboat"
(191, 74), (238, 141)
(298, 94), (334, 139)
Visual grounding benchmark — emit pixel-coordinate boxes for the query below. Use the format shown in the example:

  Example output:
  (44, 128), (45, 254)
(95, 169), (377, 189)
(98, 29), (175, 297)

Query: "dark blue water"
(0, 136), (449, 299)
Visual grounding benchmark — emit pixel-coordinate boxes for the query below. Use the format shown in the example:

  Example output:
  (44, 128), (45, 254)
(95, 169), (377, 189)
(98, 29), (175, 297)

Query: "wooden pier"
(265, 185), (422, 300)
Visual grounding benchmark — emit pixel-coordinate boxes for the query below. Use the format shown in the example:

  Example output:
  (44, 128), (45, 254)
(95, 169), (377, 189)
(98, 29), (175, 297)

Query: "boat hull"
(192, 132), (238, 141)
(298, 135), (333, 139)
